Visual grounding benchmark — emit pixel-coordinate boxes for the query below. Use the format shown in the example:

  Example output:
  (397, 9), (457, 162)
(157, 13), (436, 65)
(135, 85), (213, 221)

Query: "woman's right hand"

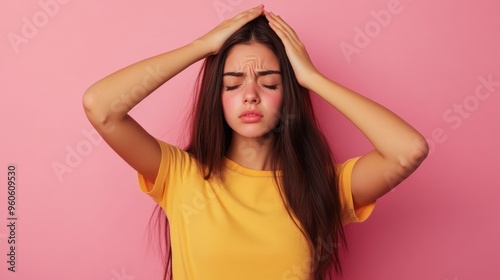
(194, 4), (264, 55)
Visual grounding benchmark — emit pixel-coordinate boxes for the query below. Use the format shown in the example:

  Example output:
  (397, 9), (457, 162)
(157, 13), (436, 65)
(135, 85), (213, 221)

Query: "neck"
(226, 133), (275, 171)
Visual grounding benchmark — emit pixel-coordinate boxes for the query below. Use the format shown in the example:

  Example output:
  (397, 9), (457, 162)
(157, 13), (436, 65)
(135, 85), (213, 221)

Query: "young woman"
(83, 5), (428, 280)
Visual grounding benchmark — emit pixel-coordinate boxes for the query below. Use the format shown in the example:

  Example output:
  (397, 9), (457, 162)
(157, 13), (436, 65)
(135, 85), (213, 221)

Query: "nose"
(243, 82), (260, 104)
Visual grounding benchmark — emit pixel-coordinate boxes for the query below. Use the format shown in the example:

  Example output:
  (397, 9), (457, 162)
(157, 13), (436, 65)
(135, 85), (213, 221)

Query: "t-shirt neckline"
(224, 157), (278, 177)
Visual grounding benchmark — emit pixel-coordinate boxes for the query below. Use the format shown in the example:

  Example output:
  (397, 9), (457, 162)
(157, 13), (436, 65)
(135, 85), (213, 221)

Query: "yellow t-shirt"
(138, 139), (375, 280)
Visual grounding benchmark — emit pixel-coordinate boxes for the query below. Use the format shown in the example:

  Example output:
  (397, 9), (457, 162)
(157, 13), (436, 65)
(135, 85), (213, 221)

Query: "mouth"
(240, 110), (263, 122)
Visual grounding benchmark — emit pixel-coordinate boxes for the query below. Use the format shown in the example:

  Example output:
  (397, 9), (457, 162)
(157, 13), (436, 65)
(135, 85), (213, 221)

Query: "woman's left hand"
(264, 11), (320, 88)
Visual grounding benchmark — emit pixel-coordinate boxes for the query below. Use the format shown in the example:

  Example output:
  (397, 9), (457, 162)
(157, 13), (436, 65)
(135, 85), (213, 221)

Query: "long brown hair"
(151, 15), (347, 280)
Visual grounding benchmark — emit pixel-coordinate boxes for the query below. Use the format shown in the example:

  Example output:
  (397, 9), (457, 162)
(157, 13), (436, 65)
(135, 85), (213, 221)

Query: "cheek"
(266, 92), (283, 114)
(221, 93), (235, 117)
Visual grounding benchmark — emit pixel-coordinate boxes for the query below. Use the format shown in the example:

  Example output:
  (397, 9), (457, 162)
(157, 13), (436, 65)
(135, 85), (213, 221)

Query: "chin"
(233, 128), (274, 140)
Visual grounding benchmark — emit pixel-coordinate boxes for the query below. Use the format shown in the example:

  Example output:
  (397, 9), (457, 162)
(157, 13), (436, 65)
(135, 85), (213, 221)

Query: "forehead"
(224, 42), (279, 71)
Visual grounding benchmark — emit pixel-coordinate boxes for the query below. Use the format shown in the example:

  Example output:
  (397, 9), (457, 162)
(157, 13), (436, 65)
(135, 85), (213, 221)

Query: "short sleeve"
(337, 157), (376, 225)
(137, 139), (187, 211)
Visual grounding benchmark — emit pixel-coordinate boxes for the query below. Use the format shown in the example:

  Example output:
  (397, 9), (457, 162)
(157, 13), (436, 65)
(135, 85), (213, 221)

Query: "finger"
(265, 12), (293, 43)
(266, 12), (301, 45)
(270, 12), (299, 40)
(265, 12), (296, 49)
(232, 4), (264, 22)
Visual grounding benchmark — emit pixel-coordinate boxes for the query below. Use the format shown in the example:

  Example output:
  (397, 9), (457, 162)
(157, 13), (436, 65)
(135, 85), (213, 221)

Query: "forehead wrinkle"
(224, 44), (280, 77)
(227, 59), (279, 78)
(239, 56), (261, 73)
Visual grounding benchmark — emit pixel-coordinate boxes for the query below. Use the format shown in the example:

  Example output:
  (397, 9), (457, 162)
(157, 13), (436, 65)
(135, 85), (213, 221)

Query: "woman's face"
(222, 42), (283, 139)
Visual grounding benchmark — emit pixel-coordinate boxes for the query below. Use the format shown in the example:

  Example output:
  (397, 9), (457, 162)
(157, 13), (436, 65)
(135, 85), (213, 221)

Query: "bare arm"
(305, 74), (428, 207)
(82, 5), (265, 182)
(265, 11), (429, 207)
(82, 42), (210, 182)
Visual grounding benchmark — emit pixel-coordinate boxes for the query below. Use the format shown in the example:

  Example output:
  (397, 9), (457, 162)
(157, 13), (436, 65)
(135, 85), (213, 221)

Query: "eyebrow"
(222, 70), (281, 77)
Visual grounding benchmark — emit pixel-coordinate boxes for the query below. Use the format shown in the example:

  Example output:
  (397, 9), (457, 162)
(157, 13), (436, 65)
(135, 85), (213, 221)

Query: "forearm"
(308, 73), (428, 163)
(83, 40), (210, 125)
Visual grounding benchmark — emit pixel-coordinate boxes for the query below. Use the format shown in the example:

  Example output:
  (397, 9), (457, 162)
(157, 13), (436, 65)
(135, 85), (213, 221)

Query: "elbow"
(382, 136), (429, 190)
(421, 139), (430, 159)
(82, 88), (111, 128)
(82, 89), (99, 122)
(412, 136), (429, 165)
(82, 89), (94, 116)
(397, 136), (429, 177)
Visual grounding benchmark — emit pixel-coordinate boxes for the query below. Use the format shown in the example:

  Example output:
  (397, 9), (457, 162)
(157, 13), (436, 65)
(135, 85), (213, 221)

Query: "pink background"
(1, 0), (499, 279)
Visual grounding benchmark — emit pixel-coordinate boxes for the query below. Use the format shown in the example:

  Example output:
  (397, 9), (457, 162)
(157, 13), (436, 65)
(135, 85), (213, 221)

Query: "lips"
(239, 110), (263, 123)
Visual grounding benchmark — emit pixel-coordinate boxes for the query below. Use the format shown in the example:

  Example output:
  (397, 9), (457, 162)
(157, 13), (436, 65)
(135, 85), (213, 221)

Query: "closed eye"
(225, 84), (278, 91)
(225, 85), (240, 91)
(263, 84), (278, 90)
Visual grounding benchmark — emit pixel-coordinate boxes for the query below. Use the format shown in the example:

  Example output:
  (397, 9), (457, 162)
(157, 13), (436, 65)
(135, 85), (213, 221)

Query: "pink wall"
(1, 0), (499, 279)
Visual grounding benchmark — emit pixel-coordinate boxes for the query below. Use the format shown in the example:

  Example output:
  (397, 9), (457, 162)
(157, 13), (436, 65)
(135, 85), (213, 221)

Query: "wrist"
(190, 39), (216, 57)
(300, 70), (324, 91)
